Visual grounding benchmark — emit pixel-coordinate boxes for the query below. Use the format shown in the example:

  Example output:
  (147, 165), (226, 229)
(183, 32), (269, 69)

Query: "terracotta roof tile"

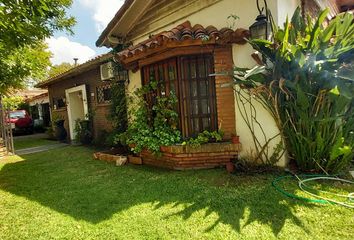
(118, 21), (249, 60)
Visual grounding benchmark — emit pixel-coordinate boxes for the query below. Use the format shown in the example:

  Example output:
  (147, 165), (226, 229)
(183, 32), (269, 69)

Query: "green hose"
(272, 174), (354, 208)
(272, 175), (330, 204)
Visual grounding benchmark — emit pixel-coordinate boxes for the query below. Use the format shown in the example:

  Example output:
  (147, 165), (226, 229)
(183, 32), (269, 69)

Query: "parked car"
(7, 110), (34, 134)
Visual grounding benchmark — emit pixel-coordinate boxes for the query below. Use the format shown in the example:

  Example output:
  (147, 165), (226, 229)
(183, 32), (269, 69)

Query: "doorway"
(65, 85), (88, 140)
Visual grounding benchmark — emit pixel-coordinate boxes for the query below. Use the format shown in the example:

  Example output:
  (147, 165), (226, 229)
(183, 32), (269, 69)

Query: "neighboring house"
(10, 88), (48, 101)
(37, 53), (126, 141)
(27, 92), (51, 127)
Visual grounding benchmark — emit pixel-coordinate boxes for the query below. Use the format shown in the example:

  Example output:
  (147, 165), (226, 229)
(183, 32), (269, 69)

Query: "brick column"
(213, 45), (235, 139)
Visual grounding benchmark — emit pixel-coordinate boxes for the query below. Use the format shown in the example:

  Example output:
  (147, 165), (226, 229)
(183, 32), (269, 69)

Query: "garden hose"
(298, 176), (354, 209)
(272, 175), (329, 204)
(272, 174), (354, 208)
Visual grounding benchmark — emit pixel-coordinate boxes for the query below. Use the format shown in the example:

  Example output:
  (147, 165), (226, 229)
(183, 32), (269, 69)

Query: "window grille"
(97, 83), (112, 103)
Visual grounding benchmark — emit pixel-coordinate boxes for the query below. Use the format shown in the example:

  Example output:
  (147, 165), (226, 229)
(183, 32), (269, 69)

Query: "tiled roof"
(118, 21), (249, 60)
(9, 89), (48, 100)
(36, 52), (113, 88)
(26, 92), (49, 103)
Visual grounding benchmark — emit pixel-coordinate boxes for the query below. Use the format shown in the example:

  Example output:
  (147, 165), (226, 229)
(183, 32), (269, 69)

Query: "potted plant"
(79, 120), (92, 144)
(225, 161), (235, 173)
(74, 119), (93, 145)
(54, 119), (67, 141)
(231, 133), (240, 144)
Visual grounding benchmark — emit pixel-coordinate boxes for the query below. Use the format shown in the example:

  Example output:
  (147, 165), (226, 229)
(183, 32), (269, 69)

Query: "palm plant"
(234, 8), (354, 173)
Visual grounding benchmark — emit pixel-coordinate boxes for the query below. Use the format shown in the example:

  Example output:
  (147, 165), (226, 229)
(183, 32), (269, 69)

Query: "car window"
(10, 111), (26, 119)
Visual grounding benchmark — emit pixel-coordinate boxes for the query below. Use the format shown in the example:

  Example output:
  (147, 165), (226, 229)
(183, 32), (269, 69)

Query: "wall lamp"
(249, 0), (273, 40)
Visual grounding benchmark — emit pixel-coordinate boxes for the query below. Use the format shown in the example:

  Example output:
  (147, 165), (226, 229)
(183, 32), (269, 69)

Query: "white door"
(65, 85), (89, 140)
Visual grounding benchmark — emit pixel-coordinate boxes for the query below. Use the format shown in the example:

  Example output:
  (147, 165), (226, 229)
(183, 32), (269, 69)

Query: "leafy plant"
(233, 8), (354, 173)
(185, 130), (224, 148)
(2, 96), (25, 110)
(109, 80), (128, 140)
(117, 81), (181, 154)
(74, 119), (92, 145)
(46, 113), (64, 140)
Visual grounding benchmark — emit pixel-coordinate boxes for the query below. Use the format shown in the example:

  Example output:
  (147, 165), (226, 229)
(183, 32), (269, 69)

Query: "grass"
(13, 136), (57, 150)
(0, 146), (353, 239)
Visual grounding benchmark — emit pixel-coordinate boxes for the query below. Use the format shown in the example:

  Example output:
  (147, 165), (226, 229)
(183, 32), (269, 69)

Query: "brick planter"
(141, 142), (241, 170)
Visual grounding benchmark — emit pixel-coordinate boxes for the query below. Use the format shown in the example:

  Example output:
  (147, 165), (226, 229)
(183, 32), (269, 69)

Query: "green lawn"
(0, 147), (352, 239)
(14, 136), (57, 150)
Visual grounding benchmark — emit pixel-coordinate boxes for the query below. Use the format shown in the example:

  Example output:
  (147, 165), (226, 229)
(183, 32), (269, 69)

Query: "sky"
(46, 0), (125, 65)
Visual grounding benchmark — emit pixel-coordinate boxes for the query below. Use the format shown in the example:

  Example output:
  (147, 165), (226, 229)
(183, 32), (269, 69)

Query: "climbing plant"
(117, 81), (181, 154)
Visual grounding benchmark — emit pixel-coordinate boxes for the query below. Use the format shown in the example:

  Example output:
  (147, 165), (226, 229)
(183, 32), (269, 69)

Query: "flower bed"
(141, 142), (241, 170)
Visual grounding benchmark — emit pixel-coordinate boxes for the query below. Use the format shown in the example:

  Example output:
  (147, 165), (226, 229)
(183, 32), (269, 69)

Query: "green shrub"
(234, 8), (354, 173)
(118, 81), (181, 155)
(185, 130), (224, 148)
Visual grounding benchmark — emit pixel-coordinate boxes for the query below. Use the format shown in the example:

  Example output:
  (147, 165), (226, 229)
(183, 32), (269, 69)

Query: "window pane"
(202, 118), (211, 130)
(149, 66), (155, 82)
(199, 80), (209, 96)
(201, 99), (210, 114)
(158, 65), (164, 82)
(170, 80), (176, 94)
(168, 65), (175, 80)
(198, 59), (206, 78)
(191, 81), (197, 97)
(103, 88), (111, 101)
(190, 61), (196, 79)
(159, 65), (166, 96)
(193, 118), (199, 133)
(192, 100), (199, 115)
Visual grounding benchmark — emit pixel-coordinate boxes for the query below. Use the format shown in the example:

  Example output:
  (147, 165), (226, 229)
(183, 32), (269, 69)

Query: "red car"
(8, 110), (34, 134)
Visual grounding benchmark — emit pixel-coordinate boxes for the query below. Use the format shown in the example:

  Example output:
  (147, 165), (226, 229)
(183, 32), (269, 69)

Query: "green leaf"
(329, 86), (340, 95)
(307, 8), (329, 49)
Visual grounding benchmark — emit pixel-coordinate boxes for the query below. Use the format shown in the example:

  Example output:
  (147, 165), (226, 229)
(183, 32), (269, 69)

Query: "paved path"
(13, 133), (48, 140)
(15, 143), (69, 155)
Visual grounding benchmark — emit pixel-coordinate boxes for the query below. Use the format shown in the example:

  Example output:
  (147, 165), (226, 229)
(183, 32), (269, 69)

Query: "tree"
(1, 96), (25, 111)
(0, 41), (52, 89)
(0, 0), (75, 93)
(47, 62), (74, 78)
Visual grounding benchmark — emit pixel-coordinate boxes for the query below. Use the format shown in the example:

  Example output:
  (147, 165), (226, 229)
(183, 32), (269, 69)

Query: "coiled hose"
(272, 174), (354, 208)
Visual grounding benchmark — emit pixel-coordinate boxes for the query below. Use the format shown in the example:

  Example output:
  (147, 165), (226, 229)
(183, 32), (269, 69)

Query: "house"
(94, 0), (350, 168)
(36, 53), (127, 141)
(94, 0), (305, 168)
(36, 0), (347, 168)
(27, 91), (51, 128)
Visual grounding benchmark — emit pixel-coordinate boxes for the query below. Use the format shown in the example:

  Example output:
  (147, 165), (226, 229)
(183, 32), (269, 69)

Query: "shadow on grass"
(0, 146), (313, 236)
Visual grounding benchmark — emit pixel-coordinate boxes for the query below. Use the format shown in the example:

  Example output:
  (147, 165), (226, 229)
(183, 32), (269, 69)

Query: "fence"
(0, 96), (14, 157)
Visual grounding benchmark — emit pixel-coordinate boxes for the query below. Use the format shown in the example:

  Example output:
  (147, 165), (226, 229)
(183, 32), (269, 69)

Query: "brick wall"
(213, 46), (236, 139)
(93, 103), (113, 139)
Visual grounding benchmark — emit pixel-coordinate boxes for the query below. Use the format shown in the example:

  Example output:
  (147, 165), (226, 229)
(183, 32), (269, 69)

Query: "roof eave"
(96, 0), (155, 48)
(96, 0), (135, 48)
(36, 53), (112, 88)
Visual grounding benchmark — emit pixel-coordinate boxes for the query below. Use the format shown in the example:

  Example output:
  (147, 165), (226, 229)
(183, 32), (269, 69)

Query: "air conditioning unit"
(100, 62), (114, 81)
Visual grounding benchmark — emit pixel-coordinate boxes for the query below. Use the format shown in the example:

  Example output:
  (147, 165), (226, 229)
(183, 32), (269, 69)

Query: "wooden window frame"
(142, 54), (217, 138)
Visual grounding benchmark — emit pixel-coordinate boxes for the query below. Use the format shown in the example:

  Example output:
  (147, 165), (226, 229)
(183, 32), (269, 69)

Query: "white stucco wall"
(126, 0), (301, 167)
